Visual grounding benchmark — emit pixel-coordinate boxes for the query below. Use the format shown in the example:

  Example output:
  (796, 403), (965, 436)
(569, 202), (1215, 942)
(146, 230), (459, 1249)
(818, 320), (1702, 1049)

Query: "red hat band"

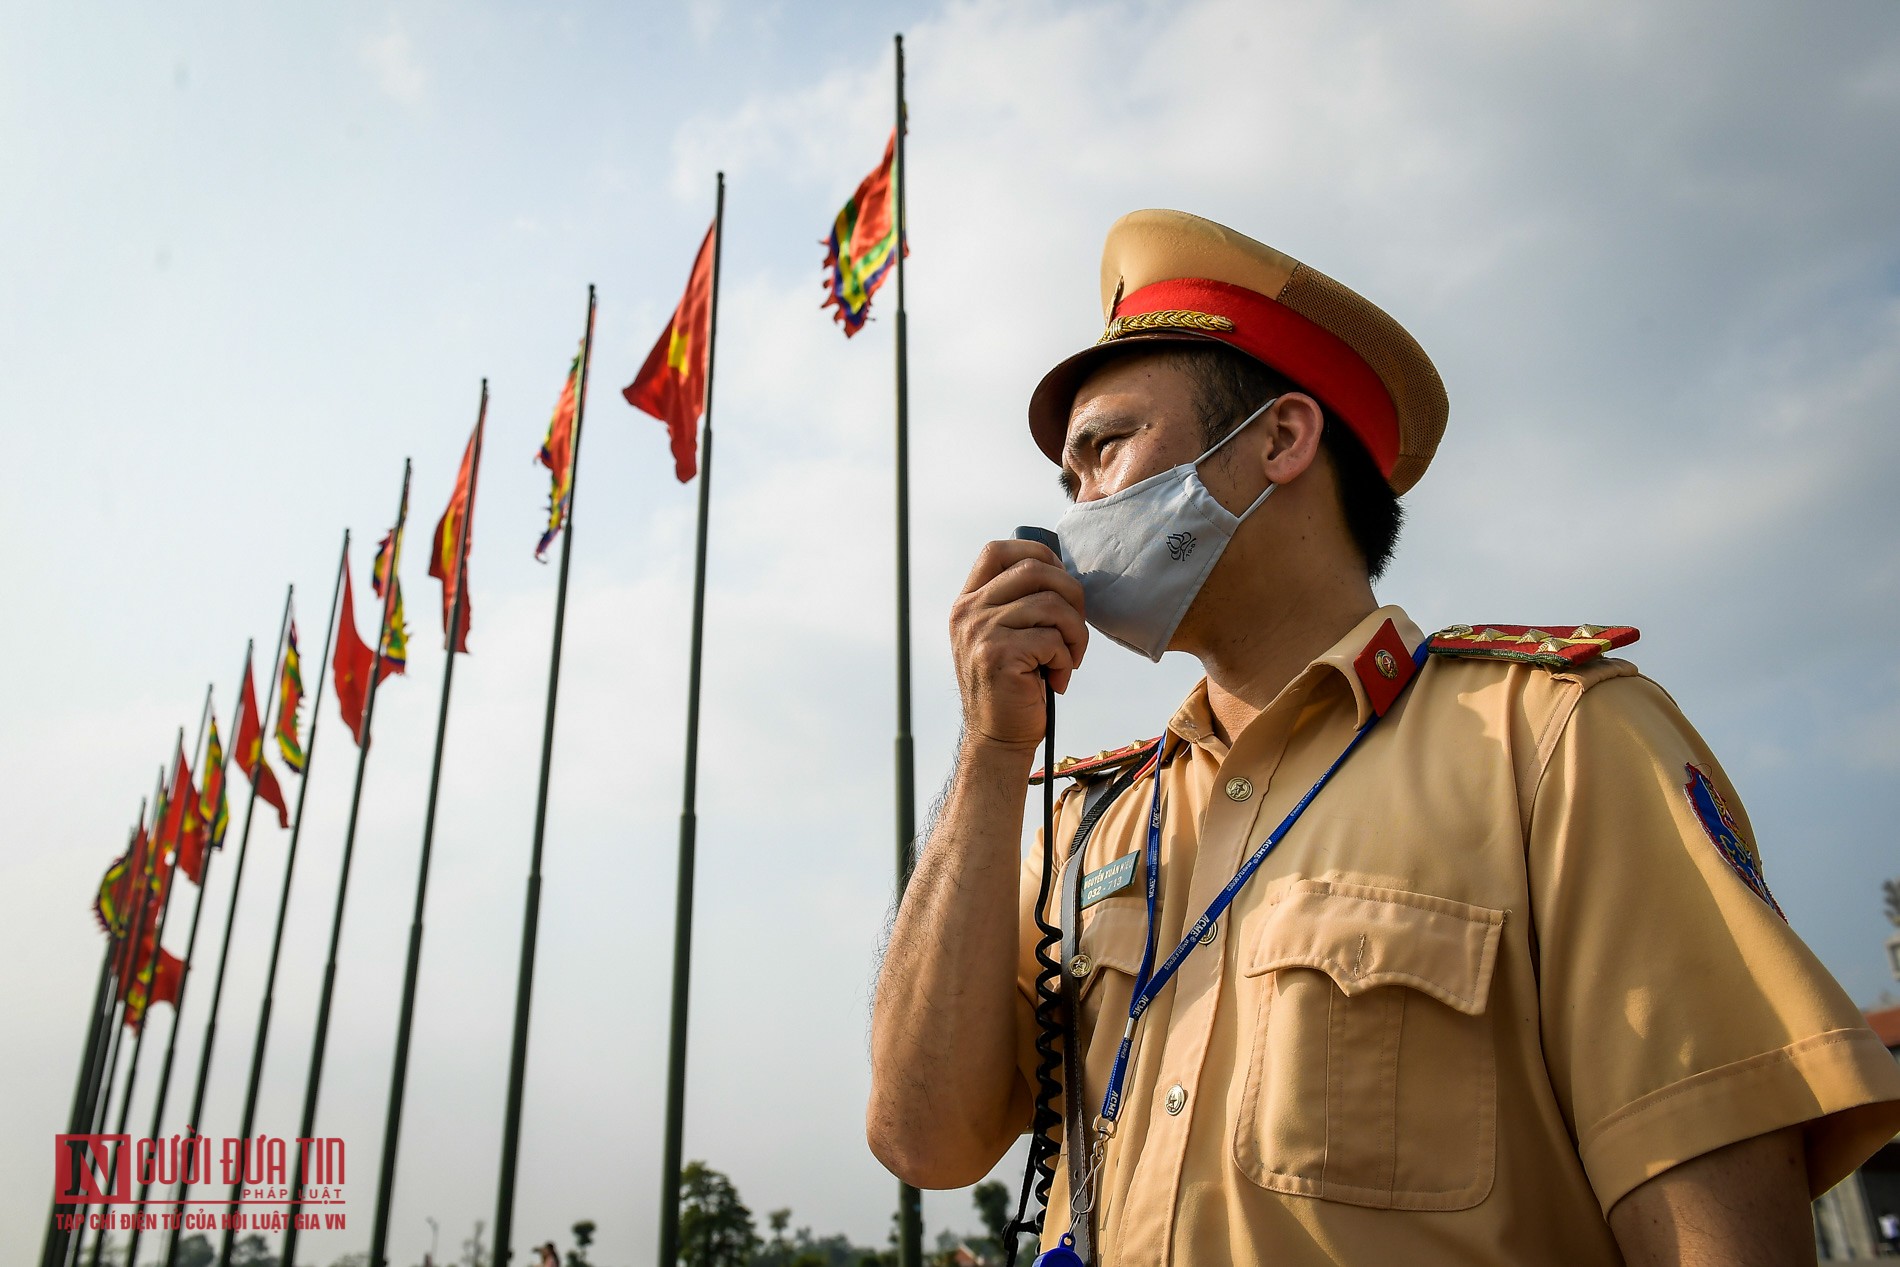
(1105, 277), (1400, 478)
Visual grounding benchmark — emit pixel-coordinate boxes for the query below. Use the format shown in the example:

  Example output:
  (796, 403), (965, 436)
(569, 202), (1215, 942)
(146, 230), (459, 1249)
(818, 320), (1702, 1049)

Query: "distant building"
(1814, 1005), (1900, 1259)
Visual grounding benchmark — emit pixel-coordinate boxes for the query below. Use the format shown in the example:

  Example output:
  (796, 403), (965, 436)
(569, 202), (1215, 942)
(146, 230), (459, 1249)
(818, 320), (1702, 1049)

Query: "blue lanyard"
(1098, 641), (1430, 1125)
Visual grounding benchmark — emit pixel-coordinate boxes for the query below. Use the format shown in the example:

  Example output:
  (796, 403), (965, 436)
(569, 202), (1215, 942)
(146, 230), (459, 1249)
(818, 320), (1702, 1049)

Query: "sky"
(3, 1), (1898, 1264)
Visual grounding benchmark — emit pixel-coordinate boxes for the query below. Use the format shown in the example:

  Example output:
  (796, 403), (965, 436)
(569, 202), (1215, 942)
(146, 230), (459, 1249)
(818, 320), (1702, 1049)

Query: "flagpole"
(68, 985), (130, 1267)
(890, 34), (924, 1267)
(162, 588), (293, 1267)
(67, 961), (131, 1267)
(89, 695), (209, 1267)
(40, 802), (145, 1267)
(64, 766), (166, 1267)
(43, 950), (111, 1267)
(216, 537), (348, 1267)
(654, 176), (725, 1267)
(66, 815), (143, 1135)
(127, 649), (263, 1267)
(281, 461), (412, 1267)
(371, 381), (487, 1267)
(495, 286), (596, 1267)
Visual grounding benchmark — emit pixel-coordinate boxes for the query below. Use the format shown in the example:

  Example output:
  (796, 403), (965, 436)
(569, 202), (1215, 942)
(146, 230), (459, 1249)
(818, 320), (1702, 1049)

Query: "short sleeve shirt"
(1013, 605), (1900, 1267)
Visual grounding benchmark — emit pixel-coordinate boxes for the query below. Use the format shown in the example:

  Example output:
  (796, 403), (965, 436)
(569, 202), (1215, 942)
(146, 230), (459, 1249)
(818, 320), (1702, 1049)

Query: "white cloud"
(361, 19), (427, 107)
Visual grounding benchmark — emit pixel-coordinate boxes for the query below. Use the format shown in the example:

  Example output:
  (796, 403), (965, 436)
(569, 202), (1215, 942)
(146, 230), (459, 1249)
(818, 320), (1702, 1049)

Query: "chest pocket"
(1068, 900), (1151, 1112)
(1234, 878), (1505, 1211)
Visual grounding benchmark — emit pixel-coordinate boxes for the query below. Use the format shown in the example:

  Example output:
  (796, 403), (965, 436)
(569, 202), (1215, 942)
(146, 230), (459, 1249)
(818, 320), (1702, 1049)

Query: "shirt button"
(1198, 921), (1217, 946)
(1225, 777), (1253, 802)
(1068, 953), (1092, 979)
(1164, 1084), (1188, 1116)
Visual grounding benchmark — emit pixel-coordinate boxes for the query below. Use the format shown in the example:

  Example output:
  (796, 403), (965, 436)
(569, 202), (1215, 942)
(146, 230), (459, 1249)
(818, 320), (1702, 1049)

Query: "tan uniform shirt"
(1015, 605), (1900, 1266)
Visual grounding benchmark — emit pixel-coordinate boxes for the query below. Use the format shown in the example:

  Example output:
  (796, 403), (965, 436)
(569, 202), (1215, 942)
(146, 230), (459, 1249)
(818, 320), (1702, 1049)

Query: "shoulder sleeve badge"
(1029, 736), (1163, 787)
(1683, 762), (1786, 920)
(1428, 623), (1639, 670)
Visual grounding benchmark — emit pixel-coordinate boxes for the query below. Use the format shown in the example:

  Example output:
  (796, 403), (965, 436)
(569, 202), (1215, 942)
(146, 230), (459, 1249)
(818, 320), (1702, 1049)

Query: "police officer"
(867, 209), (1900, 1265)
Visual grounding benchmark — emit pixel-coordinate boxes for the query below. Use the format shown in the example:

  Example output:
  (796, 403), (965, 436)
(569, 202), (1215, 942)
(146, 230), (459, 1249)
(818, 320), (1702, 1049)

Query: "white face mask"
(1055, 398), (1279, 661)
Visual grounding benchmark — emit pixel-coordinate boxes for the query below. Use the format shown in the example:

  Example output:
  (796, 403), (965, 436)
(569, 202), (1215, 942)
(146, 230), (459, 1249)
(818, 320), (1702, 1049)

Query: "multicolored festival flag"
(92, 823), (142, 938)
(373, 528), (410, 676)
(276, 623), (306, 773)
(430, 422), (481, 652)
(237, 646), (291, 828)
(821, 130), (902, 337)
(536, 346), (584, 560)
(201, 713), (230, 849)
(625, 223), (716, 482)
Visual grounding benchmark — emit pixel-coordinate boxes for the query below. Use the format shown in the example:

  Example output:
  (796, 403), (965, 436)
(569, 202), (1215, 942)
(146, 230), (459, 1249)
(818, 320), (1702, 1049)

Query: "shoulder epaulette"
(1028, 736), (1162, 787)
(1428, 623), (1639, 670)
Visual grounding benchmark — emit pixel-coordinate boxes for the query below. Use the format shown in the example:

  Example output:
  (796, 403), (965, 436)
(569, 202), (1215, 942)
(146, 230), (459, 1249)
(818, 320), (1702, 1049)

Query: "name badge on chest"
(1080, 852), (1141, 910)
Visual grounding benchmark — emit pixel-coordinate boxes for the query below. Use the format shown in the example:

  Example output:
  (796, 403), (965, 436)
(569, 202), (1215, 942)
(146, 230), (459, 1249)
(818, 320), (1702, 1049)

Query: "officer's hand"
(950, 539), (1089, 752)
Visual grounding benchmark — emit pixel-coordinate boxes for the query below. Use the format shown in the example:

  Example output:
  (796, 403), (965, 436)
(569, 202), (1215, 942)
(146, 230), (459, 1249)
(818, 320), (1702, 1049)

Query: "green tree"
(971, 1181), (1032, 1264)
(972, 1182), (1010, 1251)
(460, 1219), (489, 1267)
(752, 1208), (795, 1267)
(783, 1229), (876, 1267)
(229, 1233), (279, 1267)
(678, 1161), (759, 1267)
(567, 1220), (596, 1267)
(175, 1233), (215, 1267)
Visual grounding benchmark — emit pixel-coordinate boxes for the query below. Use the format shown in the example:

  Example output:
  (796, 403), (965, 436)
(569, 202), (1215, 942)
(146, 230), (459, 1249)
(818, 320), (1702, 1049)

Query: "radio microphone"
(1007, 525), (1066, 1264)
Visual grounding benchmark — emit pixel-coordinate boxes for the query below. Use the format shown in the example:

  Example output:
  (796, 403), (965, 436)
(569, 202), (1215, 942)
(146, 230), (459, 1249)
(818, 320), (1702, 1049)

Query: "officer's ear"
(1258, 393), (1325, 486)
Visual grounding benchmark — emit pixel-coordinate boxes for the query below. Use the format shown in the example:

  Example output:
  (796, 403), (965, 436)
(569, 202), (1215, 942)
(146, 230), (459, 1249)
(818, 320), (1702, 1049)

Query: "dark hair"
(1166, 344), (1404, 579)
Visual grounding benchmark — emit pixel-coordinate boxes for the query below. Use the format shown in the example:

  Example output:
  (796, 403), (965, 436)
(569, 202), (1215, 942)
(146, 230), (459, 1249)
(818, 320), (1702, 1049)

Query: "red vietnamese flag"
(235, 650), (290, 828)
(163, 748), (208, 885)
(119, 768), (180, 988)
(333, 549), (377, 747)
(125, 947), (185, 1031)
(430, 422), (482, 653)
(176, 766), (208, 885)
(624, 223), (716, 482)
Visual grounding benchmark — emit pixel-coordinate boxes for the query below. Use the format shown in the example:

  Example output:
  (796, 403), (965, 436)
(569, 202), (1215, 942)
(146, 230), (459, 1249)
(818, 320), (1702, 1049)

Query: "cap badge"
(1097, 309), (1236, 346)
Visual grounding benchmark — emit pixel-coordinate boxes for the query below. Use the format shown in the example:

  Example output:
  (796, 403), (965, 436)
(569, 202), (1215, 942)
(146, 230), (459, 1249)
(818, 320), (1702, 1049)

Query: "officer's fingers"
(961, 539), (1057, 595)
(975, 558), (1084, 616)
(994, 592), (1089, 669)
(965, 623), (1074, 684)
(1012, 626), (1077, 676)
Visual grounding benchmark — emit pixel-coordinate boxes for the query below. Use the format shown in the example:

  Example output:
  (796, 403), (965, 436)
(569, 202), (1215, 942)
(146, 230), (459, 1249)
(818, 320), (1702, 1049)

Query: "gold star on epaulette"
(1028, 736), (1163, 787)
(1428, 623), (1640, 670)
